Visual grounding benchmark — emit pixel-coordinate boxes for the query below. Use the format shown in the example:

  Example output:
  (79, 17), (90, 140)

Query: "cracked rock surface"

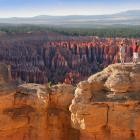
(0, 63), (79, 140)
(0, 63), (140, 140)
(70, 63), (140, 140)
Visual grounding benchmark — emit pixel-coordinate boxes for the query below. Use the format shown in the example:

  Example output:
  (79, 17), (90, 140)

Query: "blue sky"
(0, 0), (140, 17)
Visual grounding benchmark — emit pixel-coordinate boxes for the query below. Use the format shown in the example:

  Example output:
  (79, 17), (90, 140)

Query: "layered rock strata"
(0, 64), (79, 140)
(70, 63), (140, 140)
(1, 63), (140, 140)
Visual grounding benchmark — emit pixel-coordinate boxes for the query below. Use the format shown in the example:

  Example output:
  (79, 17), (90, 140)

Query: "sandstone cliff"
(0, 63), (140, 140)
(70, 63), (140, 140)
(0, 63), (79, 140)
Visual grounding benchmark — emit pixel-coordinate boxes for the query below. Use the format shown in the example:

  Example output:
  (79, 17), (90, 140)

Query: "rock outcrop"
(70, 63), (140, 140)
(0, 63), (79, 140)
(1, 62), (140, 140)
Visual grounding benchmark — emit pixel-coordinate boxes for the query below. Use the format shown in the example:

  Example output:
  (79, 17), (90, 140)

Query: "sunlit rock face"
(0, 64), (79, 140)
(70, 63), (140, 140)
(1, 62), (140, 140)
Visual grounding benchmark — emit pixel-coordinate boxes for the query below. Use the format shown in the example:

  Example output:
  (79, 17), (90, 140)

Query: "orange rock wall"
(0, 83), (79, 140)
(1, 63), (140, 140)
(70, 64), (140, 140)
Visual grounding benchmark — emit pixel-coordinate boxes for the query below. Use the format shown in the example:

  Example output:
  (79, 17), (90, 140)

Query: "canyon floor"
(0, 63), (140, 140)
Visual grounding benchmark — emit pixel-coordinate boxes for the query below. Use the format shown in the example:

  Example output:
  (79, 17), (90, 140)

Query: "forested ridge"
(0, 24), (140, 37)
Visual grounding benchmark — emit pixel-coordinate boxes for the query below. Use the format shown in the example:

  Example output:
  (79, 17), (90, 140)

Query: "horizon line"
(0, 9), (140, 19)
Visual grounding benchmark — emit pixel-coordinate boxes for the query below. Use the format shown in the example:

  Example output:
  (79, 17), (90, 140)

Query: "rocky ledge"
(0, 63), (79, 140)
(0, 63), (140, 140)
(70, 63), (140, 140)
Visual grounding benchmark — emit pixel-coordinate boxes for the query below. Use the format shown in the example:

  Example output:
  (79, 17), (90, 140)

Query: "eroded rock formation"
(1, 62), (140, 140)
(70, 63), (140, 140)
(0, 63), (79, 140)
(0, 33), (138, 84)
